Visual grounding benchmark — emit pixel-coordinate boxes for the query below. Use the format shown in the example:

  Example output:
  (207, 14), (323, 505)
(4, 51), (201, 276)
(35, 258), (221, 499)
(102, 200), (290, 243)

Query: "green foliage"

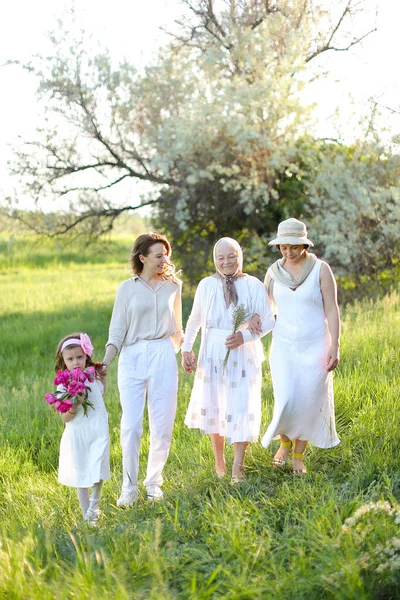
(305, 140), (400, 285)
(0, 250), (399, 598)
(150, 3), (318, 271)
(6, 0), (390, 296)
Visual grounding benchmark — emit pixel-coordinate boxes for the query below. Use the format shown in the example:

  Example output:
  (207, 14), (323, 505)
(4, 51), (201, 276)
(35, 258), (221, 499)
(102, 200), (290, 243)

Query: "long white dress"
(58, 379), (110, 487)
(183, 275), (274, 444)
(261, 259), (340, 449)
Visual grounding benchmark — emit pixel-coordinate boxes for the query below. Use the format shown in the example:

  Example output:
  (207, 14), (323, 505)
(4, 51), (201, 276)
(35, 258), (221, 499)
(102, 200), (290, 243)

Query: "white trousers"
(118, 339), (178, 493)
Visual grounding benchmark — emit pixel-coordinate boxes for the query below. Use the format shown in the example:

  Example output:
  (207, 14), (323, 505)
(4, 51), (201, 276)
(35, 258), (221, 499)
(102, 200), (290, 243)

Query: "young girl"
(53, 332), (110, 525)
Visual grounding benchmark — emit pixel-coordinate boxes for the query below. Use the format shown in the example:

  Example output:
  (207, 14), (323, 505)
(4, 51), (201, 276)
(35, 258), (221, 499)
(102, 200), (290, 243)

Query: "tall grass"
(0, 235), (135, 270)
(0, 253), (399, 599)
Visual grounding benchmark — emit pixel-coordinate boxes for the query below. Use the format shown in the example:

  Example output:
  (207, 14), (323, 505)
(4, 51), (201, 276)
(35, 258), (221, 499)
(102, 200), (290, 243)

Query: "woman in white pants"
(102, 232), (183, 506)
(182, 238), (274, 482)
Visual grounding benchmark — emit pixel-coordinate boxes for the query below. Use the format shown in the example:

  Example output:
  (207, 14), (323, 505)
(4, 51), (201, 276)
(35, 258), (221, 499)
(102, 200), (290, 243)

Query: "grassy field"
(0, 236), (399, 599)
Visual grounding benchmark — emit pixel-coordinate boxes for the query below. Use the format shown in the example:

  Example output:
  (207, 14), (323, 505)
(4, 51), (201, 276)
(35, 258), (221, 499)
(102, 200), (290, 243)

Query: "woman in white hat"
(260, 218), (340, 474)
(182, 237), (275, 482)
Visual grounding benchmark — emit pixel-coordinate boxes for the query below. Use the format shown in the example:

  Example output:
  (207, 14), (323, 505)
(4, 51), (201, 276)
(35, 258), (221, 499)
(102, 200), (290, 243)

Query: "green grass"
(0, 248), (399, 598)
(0, 212), (147, 270)
(0, 235), (135, 270)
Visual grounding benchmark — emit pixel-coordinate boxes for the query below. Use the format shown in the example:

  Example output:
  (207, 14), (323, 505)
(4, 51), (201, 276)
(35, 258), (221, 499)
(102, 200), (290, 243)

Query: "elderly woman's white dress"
(183, 275), (274, 443)
(261, 259), (340, 449)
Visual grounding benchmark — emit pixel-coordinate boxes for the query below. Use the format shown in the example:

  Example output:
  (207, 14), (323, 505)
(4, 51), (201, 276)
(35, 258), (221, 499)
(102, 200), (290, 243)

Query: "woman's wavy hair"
(130, 232), (179, 283)
(55, 332), (97, 373)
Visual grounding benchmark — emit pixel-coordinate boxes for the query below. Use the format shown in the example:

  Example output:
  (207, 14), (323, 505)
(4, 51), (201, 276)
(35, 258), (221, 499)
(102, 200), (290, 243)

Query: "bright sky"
(0, 0), (398, 208)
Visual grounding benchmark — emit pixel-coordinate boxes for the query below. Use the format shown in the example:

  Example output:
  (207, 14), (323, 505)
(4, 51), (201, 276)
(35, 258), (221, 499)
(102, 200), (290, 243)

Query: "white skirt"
(261, 334), (340, 449)
(184, 328), (264, 443)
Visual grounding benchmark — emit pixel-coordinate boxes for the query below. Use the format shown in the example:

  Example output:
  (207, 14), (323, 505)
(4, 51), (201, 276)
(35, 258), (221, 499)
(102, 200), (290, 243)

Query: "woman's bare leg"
(232, 442), (248, 479)
(209, 434), (226, 475)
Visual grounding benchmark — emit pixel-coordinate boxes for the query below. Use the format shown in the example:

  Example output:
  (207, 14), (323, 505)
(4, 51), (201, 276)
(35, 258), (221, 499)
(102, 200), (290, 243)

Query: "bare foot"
(215, 460), (226, 478)
(231, 462), (245, 483)
(272, 443), (292, 467)
(292, 456), (307, 476)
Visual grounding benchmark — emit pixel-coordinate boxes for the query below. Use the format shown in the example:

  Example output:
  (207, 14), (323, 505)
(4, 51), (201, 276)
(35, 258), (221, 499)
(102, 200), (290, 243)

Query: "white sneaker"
(146, 485), (164, 502)
(117, 490), (138, 508)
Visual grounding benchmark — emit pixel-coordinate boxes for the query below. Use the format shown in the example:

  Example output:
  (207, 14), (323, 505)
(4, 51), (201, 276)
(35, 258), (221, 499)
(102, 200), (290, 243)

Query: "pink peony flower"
(79, 368), (94, 383)
(69, 368), (89, 383)
(68, 368), (79, 381)
(77, 370), (89, 382)
(54, 370), (71, 386)
(85, 366), (95, 380)
(55, 399), (73, 413)
(80, 333), (94, 357)
(45, 393), (57, 405)
(67, 380), (86, 396)
(46, 366), (95, 416)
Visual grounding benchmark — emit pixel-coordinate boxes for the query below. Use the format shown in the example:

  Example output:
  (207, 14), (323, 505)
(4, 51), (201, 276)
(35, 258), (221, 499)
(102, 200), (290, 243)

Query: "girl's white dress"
(261, 259), (340, 449)
(183, 275), (274, 443)
(58, 379), (110, 487)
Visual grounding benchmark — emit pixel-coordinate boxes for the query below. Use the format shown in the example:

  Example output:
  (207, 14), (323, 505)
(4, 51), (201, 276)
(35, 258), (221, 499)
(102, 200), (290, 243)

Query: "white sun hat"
(268, 218), (314, 247)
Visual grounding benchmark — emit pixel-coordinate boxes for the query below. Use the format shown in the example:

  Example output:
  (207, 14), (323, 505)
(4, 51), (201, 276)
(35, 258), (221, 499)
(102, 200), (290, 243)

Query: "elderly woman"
(102, 232), (183, 506)
(182, 237), (274, 482)
(260, 218), (340, 474)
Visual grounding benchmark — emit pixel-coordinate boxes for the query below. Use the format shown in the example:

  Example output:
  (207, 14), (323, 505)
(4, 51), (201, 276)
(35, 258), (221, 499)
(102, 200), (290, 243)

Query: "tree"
(305, 138), (400, 295)
(5, 0), (377, 253)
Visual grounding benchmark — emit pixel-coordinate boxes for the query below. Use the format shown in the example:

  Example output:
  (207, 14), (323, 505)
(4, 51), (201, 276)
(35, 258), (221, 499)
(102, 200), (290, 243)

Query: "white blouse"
(107, 276), (183, 352)
(182, 275), (274, 352)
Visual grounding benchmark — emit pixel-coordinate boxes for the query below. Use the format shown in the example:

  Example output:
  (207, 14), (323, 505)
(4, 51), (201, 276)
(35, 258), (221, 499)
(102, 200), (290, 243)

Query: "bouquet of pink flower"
(45, 367), (96, 416)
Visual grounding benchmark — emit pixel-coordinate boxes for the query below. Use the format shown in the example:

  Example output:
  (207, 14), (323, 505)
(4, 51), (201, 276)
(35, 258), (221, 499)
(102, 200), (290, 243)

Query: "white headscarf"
(213, 237), (245, 308)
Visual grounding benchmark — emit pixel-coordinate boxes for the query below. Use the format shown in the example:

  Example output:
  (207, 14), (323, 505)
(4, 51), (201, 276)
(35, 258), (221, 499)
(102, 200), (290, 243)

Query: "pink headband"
(60, 333), (94, 357)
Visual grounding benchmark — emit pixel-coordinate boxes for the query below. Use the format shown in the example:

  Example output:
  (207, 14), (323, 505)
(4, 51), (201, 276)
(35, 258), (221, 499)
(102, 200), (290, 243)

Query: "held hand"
(99, 360), (109, 377)
(247, 314), (262, 336)
(76, 393), (85, 405)
(225, 332), (244, 350)
(182, 350), (197, 374)
(326, 346), (340, 372)
(98, 372), (107, 385)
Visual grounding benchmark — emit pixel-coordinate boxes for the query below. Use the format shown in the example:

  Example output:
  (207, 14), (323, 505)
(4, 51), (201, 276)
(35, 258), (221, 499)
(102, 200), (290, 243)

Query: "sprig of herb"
(222, 303), (252, 372)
